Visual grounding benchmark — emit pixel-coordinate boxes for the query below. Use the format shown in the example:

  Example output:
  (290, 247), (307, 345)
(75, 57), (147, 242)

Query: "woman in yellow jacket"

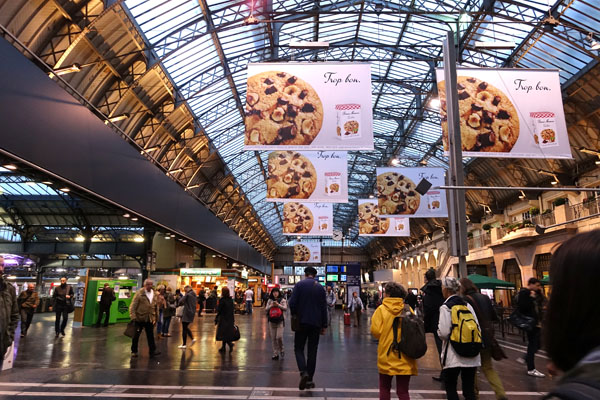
(371, 282), (418, 400)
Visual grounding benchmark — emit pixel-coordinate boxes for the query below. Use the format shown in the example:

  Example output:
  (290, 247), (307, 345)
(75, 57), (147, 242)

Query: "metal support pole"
(443, 32), (468, 278)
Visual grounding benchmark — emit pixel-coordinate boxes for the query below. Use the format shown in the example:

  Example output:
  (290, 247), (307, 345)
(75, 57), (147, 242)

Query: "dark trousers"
(526, 327), (541, 370)
(198, 301), (204, 316)
(54, 308), (68, 334)
(131, 321), (156, 354)
(96, 304), (111, 326)
(162, 316), (172, 335)
(444, 367), (477, 400)
(294, 324), (321, 380)
(156, 310), (163, 334)
(182, 321), (193, 345)
(20, 308), (34, 334)
(379, 374), (410, 400)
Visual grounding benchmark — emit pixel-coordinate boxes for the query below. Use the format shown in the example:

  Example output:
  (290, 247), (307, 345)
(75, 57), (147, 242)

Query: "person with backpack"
(543, 230), (600, 400)
(370, 281), (425, 400)
(438, 277), (481, 400)
(421, 268), (445, 382)
(349, 291), (364, 327)
(266, 287), (287, 360)
(459, 278), (507, 400)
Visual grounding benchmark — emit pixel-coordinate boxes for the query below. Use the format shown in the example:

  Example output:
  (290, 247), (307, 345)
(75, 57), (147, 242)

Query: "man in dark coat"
(215, 287), (236, 352)
(289, 266), (328, 391)
(0, 257), (19, 370)
(96, 283), (116, 327)
(421, 268), (445, 381)
(517, 277), (545, 378)
(52, 276), (74, 337)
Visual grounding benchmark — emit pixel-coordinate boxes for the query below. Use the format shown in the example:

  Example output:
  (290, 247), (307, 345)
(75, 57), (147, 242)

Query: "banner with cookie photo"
(282, 202), (333, 236)
(265, 150), (348, 203)
(376, 167), (448, 218)
(293, 241), (321, 264)
(244, 62), (374, 150)
(435, 68), (571, 159)
(357, 199), (410, 237)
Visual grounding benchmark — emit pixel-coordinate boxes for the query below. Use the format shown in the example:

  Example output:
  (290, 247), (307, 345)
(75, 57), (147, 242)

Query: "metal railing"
(467, 231), (491, 250)
(568, 197), (600, 221)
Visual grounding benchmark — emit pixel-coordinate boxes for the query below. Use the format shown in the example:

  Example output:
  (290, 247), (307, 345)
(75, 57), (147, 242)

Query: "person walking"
(155, 285), (166, 336)
(371, 282), (417, 400)
(244, 287), (254, 315)
(326, 286), (336, 327)
(266, 287), (287, 360)
(348, 291), (364, 327)
(0, 256), (19, 370)
(517, 277), (546, 378)
(17, 283), (38, 337)
(52, 277), (74, 338)
(438, 277), (481, 400)
(197, 287), (205, 317)
(161, 287), (176, 337)
(542, 230), (600, 399)
(215, 287), (236, 353)
(460, 278), (507, 400)
(129, 279), (160, 358)
(95, 283), (115, 327)
(178, 285), (197, 349)
(289, 266), (328, 391)
(421, 268), (445, 382)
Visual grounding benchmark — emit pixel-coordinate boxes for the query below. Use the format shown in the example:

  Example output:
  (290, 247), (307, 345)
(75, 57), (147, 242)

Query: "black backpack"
(387, 304), (427, 360)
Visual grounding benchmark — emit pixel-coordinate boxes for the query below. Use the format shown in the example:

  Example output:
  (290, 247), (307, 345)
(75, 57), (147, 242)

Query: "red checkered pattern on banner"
(529, 111), (555, 118)
(335, 104), (360, 110)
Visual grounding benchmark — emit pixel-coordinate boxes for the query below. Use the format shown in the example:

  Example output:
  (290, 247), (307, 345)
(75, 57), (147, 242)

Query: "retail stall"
(82, 278), (138, 326)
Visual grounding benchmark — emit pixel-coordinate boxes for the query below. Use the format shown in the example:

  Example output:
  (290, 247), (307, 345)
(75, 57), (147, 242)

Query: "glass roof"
(125, 0), (600, 247)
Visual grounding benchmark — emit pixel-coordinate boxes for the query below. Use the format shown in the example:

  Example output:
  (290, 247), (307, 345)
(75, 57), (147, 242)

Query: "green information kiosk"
(83, 279), (138, 326)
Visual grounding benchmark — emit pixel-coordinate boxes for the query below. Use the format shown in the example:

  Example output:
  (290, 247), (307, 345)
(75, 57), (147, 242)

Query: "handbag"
(232, 325), (241, 341)
(508, 309), (535, 332)
(290, 314), (300, 332)
(65, 285), (75, 313)
(123, 321), (136, 338)
(490, 337), (507, 361)
(176, 305), (184, 318)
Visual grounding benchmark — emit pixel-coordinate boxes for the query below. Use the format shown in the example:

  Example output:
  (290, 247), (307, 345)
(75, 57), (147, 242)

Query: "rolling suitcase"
(344, 312), (351, 326)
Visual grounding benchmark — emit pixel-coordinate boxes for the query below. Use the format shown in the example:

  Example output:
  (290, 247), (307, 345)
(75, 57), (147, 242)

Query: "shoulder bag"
(467, 295), (507, 361)
(65, 285), (75, 313)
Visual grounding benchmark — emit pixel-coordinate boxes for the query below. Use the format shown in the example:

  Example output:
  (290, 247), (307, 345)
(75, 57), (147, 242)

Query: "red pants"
(379, 374), (410, 400)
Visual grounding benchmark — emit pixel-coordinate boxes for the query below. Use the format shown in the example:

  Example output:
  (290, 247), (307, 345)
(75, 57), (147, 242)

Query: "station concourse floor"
(0, 308), (553, 399)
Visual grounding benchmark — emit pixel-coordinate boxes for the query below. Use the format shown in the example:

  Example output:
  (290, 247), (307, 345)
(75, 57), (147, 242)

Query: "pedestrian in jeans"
(161, 287), (176, 337)
(371, 282), (417, 400)
(129, 279), (160, 358)
(178, 285), (197, 349)
(349, 291), (363, 327)
(517, 277), (546, 378)
(421, 268), (445, 382)
(266, 287), (287, 360)
(460, 278), (507, 400)
(438, 277), (480, 400)
(244, 287), (254, 315)
(17, 283), (39, 337)
(52, 277), (74, 338)
(326, 286), (336, 327)
(155, 285), (166, 336)
(289, 267), (328, 391)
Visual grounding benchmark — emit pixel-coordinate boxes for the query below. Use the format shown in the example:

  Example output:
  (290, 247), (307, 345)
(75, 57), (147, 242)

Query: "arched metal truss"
(0, 0), (599, 261)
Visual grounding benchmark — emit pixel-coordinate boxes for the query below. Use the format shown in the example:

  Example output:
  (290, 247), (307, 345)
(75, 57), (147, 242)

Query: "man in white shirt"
(129, 279), (160, 358)
(348, 291), (364, 327)
(244, 287), (254, 315)
(326, 286), (336, 326)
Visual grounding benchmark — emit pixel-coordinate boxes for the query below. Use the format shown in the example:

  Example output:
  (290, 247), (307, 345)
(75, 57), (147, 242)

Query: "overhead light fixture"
(122, 213), (130, 218)
(25, 181), (37, 186)
(130, 217), (138, 221)
(186, 184), (201, 190)
(167, 168), (183, 175)
(596, 158), (600, 165)
(289, 41), (330, 49)
(49, 63), (81, 77)
(369, 194), (374, 199)
(474, 41), (516, 49)
(59, 187), (70, 192)
(243, 15), (261, 25)
(140, 146), (160, 154)
(104, 113), (130, 124)
(118, 275), (129, 280)
(539, 170), (559, 185)
(519, 190), (526, 200)
(75, 235), (85, 242)
(3, 164), (17, 170)
(390, 158), (400, 166)
(133, 236), (144, 243)
(164, 235), (171, 240)
(42, 181), (53, 185)
(586, 32), (600, 51)
(542, 14), (560, 32)
(479, 203), (492, 214)
(428, 98), (440, 109)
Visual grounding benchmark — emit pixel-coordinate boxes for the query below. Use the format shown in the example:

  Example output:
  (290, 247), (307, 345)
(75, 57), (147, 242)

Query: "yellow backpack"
(444, 296), (482, 361)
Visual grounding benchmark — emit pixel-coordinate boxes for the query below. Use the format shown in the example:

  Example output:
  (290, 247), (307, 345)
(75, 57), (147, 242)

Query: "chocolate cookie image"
(283, 203), (314, 234)
(438, 76), (519, 153)
(358, 202), (390, 234)
(376, 172), (421, 215)
(267, 151), (317, 199)
(245, 71), (323, 146)
(294, 244), (310, 262)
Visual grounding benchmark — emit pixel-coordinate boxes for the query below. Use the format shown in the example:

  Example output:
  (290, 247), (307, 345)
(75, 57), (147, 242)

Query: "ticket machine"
(83, 279), (138, 326)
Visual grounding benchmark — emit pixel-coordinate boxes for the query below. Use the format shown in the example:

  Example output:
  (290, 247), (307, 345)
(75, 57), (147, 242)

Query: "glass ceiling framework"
(124, 0), (600, 248)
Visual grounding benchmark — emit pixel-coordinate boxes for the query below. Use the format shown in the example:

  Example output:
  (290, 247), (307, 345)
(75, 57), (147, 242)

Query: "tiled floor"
(0, 308), (553, 399)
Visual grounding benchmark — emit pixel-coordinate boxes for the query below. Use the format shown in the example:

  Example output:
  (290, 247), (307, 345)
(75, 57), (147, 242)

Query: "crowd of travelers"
(0, 229), (599, 399)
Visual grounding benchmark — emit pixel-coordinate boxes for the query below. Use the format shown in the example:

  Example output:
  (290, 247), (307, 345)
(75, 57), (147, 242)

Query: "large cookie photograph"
(245, 71), (324, 146)
(438, 76), (519, 153)
(376, 172), (420, 215)
(294, 244), (311, 262)
(267, 151), (317, 199)
(283, 203), (314, 234)
(358, 202), (389, 235)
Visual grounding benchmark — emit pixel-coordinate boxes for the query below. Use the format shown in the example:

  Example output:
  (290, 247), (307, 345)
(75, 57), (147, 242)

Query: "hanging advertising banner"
(357, 199), (410, 236)
(376, 167), (448, 218)
(435, 68), (571, 159)
(282, 202), (333, 236)
(293, 241), (321, 264)
(244, 62), (374, 150)
(266, 151), (348, 203)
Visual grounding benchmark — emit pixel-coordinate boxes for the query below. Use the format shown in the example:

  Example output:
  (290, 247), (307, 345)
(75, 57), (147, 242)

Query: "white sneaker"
(516, 357), (526, 365)
(527, 369), (545, 378)
(191, 339), (197, 345)
(178, 345), (187, 349)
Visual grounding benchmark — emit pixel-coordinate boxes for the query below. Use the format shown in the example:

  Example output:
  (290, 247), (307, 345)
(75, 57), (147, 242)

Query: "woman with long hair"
(177, 285), (197, 349)
(265, 287), (287, 360)
(215, 286), (236, 353)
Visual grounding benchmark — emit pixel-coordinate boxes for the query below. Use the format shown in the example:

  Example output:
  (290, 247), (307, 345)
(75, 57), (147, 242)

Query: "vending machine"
(83, 279), (138, 326)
